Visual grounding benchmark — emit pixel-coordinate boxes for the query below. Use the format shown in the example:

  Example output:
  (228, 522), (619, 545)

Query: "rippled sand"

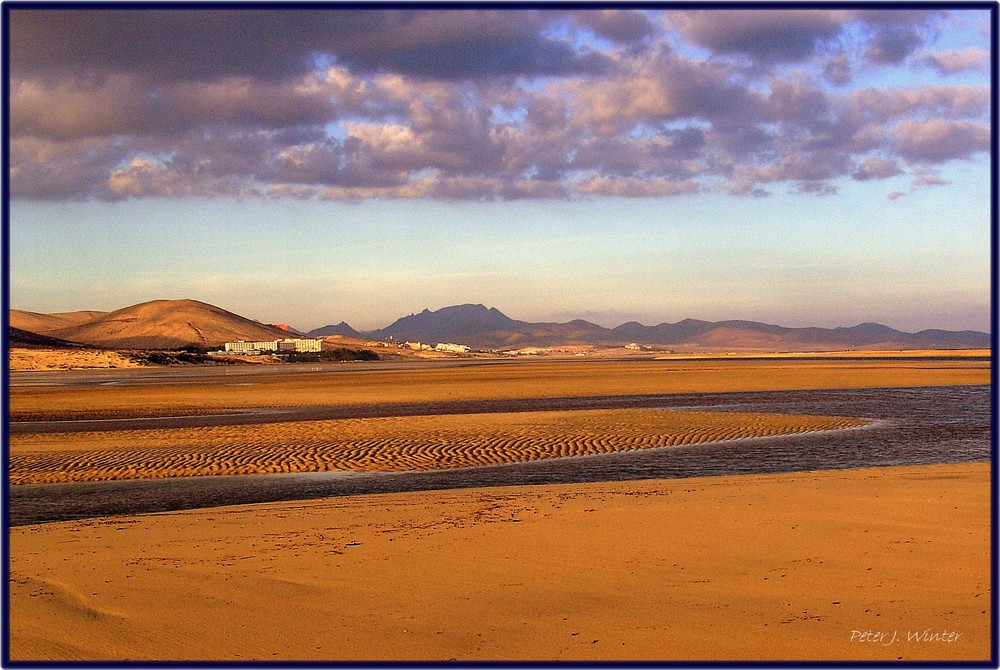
(9, 409), (867, 484)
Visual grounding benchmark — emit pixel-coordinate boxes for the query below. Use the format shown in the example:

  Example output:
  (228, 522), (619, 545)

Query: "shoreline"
(8, 461), (991, 662)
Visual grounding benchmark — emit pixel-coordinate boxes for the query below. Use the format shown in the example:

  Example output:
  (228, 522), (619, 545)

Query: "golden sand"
(8, 462), (989, 662)
(9, 408), (867, 484)
(8, 348), (143, 371)
(8, 357), (989, 420)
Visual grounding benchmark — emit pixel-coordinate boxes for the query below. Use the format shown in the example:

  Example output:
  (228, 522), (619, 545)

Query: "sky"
(6, 5), (994, 333)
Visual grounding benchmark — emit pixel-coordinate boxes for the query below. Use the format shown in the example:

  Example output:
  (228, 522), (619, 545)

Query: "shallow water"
(7, 385), (991, 526)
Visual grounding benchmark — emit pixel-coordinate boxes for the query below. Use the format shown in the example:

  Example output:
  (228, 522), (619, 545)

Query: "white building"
(224, 338), (322, 354)
(435, 342), (471, 353)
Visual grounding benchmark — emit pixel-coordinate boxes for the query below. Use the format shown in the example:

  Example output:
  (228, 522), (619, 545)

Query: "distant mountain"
(341, 304), (990, 351)
(370, 304), (523, 343)
(308, 322), (364, 338)
(36, 299), (292, 349)
(10, 300), (990, 353)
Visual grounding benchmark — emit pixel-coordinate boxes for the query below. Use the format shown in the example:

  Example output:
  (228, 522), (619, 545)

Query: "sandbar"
(9, 357), (989, 421)
(9, 408), (868, 484)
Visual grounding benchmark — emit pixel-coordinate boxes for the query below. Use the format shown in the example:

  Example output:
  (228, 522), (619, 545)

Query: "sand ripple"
(8, 409), (868, 484)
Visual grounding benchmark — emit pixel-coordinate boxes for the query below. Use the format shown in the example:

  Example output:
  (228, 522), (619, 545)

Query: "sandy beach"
(9, 357), (989, 421)
(8, 462), (990, 662)
(8, 357), (991, 662)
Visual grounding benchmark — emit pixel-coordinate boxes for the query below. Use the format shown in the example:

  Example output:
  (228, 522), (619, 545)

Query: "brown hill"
(45, 299), (291, 349)
(8, 326), (93, 349)
(9, 309), (108, 334)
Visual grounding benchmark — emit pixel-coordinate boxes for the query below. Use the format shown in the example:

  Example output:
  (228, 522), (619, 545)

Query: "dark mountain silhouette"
(308, 322), (364, 338)
(321, 304), (990, 351)
(369, 304), (523, 343)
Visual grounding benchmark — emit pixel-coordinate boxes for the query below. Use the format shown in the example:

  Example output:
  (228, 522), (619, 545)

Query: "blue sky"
(7, 7), (993, 333)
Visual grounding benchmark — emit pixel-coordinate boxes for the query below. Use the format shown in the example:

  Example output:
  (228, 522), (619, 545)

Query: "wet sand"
(9, 357), (989, 421)
(9, 408), (867, 484)
(8, 462), (990, 662)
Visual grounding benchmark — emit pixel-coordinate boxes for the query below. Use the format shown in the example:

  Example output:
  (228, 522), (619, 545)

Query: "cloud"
(852, 157), (902, 181)
(328, 10), (615, 81)
(574, 176), (702, 198)
(9, 136), (126, 200)
(8, 9), (322, 82)
(6, 7), (991, 202)
(851, 9), (944, 65)
(796, 181), (839, 196)
(892, 119), (990, 163)
(822, 53), (853, 86)
(10, 74), (338, 140)
(744, 150), (853, 185)
(911, 172), (951, 187)
(921, 47), (990, 74)
(887, 190), (906, 200)
(846, 85), (990, 121)
(864, 25), (925, 64)
(562, 48), (766, 133)
(570, 10), (657, 46)
(670, 10), (843, 62)
(8, 9), (612, 83)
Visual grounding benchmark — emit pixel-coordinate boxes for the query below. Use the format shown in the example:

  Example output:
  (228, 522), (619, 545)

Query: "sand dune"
(8, 462), (989, 661)
(9, 309), (107, 334)
(9, 409), (868, 484)
(43, 299), (290, 349)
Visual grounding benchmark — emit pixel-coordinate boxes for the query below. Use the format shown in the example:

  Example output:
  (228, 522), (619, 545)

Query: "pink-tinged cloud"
(912, 172), (951, 187)
(921, 47), (991, 74)
(10, 75), (338, 140)
(892, 120), (990, 163)
(846, 85), (990, 121)
(852, 157), (902, 181)
(5, 7), (991, 202)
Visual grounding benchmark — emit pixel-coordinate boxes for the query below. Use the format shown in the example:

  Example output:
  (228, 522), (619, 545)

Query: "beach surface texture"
(7, 357), (991, 662)
(8, 462), (989, 662)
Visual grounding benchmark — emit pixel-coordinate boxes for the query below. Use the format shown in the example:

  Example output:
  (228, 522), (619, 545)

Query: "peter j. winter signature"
(851, 629), (963, 646)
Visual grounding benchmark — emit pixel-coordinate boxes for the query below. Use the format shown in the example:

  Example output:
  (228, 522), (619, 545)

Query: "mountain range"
(311, 303), (989, 351)
(8, 299), (991, 352)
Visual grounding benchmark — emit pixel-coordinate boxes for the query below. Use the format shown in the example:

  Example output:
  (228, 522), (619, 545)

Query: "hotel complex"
(224, 338), (323, 354)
